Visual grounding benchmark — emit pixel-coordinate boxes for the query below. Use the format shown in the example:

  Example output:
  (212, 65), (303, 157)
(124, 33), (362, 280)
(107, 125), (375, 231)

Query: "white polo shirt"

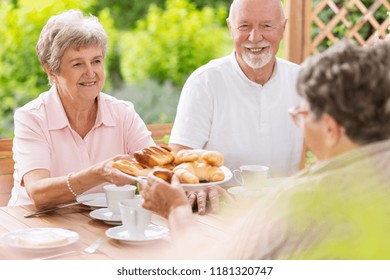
(170, 52), (303, 178)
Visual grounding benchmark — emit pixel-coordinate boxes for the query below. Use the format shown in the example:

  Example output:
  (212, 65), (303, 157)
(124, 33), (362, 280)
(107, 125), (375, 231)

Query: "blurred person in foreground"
(168, 0), (304, 214)
(9, 10), (155, 210)
(142, 39), (390, 259)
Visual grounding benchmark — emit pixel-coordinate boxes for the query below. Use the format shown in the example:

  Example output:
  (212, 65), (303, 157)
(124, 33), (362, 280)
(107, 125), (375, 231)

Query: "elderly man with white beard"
(168, 0), (304, 214)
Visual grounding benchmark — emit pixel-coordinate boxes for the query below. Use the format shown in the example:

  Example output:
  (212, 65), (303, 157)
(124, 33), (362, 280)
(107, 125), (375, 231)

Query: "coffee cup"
(233, 165), (269, 189)
(103, 184), (136, 218)
(119, 196), (152, 238)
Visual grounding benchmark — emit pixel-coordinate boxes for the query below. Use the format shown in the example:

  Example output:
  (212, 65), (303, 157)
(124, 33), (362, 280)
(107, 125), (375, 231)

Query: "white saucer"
(0, 228), (79, 252)
(77, 193), (107, 208)
(89, 208), (122, 225)
(105, 224), (169, 244)
(227, 186), (247, 196)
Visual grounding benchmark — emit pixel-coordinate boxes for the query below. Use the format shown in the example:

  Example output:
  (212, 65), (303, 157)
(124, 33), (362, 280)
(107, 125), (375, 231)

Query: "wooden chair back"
(0, 138), (14, 206)
(146, 123), (173, 148)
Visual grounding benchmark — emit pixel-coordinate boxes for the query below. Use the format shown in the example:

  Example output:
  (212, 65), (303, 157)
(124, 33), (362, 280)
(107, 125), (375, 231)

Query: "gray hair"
(297, 39), (390, 145)
(36, 10), (107, 84)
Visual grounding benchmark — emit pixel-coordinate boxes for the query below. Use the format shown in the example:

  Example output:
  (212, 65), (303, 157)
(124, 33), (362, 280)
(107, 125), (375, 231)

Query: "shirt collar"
(46, 86), (116, 131)
(229, 51), (279, 87)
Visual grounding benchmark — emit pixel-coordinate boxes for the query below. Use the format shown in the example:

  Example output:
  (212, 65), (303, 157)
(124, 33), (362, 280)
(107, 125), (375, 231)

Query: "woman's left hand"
(140, 173), (189, 219)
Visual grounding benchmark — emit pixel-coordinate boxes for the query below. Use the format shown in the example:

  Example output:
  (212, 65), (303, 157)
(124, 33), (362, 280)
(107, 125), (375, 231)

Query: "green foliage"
(91, 0), (231, 30)
(119, 0), (231, 87)
(311, 0), (388, 51)
(95, 8), (120, 90)
(90, 0), (166, 30)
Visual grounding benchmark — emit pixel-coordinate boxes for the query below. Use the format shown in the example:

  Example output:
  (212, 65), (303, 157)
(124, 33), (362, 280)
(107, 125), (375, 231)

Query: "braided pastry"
(112, 159), (151, 177)
(134, 146), (174, 168)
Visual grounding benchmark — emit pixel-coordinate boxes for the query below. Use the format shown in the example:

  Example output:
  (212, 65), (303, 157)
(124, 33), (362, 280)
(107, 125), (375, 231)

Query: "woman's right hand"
(96, 154), (139, 186)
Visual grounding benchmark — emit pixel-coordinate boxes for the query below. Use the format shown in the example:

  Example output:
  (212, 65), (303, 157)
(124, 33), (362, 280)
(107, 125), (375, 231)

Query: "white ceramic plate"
(0, 228), (79, 252)
(89, 208), (122, 225)
(77, 193), (107, 208)
(121, 166), (232, 190)
(105, 224), (169, 245)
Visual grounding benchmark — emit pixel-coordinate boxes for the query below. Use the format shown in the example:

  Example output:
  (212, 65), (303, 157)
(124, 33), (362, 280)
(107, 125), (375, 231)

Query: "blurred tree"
(119, 0), (231, 86)
(91, 0), (232, 30)
(90, 0), (165, 30)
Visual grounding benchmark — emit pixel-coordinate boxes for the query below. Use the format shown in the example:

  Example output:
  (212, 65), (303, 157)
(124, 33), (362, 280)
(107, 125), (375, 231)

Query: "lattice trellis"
(310, 0), (390, 54)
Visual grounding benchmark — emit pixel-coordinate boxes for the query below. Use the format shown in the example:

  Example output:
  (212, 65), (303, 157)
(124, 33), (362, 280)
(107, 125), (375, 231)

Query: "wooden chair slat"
(0, 139), (13, 157)
(0, 157), (14, 175)
(146, 123), (173, 146)
(0, 139), (14, 206)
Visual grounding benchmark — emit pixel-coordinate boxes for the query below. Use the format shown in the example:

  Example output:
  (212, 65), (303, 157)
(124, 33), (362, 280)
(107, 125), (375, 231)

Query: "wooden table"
(0, 204), (228, 260)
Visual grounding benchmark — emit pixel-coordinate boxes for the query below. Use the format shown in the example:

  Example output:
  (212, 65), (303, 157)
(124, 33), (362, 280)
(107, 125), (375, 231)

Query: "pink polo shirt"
(9, 86), (155, 205)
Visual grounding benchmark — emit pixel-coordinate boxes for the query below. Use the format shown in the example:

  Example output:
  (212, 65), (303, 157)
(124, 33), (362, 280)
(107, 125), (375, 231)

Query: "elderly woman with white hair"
(10, 10), (154, 210)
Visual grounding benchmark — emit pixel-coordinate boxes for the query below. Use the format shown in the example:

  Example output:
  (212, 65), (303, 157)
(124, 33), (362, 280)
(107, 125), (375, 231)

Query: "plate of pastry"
(0, 228), (79, 252)
(112, 146), (232, 189)
(117, 166), (232, 189)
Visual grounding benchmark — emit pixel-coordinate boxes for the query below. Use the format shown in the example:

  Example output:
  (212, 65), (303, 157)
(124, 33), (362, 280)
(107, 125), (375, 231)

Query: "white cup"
(119, 196), (152, 238)
(233, 165), (269, 189)
(103, 184), (136, 218)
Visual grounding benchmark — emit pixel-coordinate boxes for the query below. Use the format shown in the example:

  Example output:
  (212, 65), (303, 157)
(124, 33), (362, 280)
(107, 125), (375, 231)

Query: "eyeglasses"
(288, 105), (309, 128)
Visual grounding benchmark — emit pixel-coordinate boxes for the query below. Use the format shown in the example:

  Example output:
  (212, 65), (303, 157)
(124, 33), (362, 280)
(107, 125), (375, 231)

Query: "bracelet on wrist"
(66, 173), (78, 198)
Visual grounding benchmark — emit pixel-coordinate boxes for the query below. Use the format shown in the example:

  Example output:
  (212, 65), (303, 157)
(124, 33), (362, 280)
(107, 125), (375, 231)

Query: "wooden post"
(284, 0), (312, 64)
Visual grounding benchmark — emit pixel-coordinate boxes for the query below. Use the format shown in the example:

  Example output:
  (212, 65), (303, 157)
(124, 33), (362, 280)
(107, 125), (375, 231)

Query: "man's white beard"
(243, 48), (273, 69)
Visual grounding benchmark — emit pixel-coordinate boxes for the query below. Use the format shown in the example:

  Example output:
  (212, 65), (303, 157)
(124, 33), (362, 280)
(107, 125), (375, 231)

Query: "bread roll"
(174, 149), (224, 166)
(173, 163), (199, 184)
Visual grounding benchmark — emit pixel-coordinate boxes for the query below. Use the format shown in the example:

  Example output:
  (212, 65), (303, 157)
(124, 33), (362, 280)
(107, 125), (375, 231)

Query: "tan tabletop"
(0, 204), (228, 260)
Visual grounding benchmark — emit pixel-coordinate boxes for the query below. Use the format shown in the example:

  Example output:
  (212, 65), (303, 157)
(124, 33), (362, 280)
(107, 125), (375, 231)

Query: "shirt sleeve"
(169, 75), (214, 149)
(121, 101), (155, 155)
(13, 108), (52, 185)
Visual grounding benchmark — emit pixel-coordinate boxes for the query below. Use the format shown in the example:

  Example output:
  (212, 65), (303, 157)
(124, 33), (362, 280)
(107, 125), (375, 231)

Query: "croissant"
(173, 164), (199, 184)
(112, 159), (151, 177)
(174, 149), (224, 166)
(173, 162), (225, 184)
(134, 146), (174, 168)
